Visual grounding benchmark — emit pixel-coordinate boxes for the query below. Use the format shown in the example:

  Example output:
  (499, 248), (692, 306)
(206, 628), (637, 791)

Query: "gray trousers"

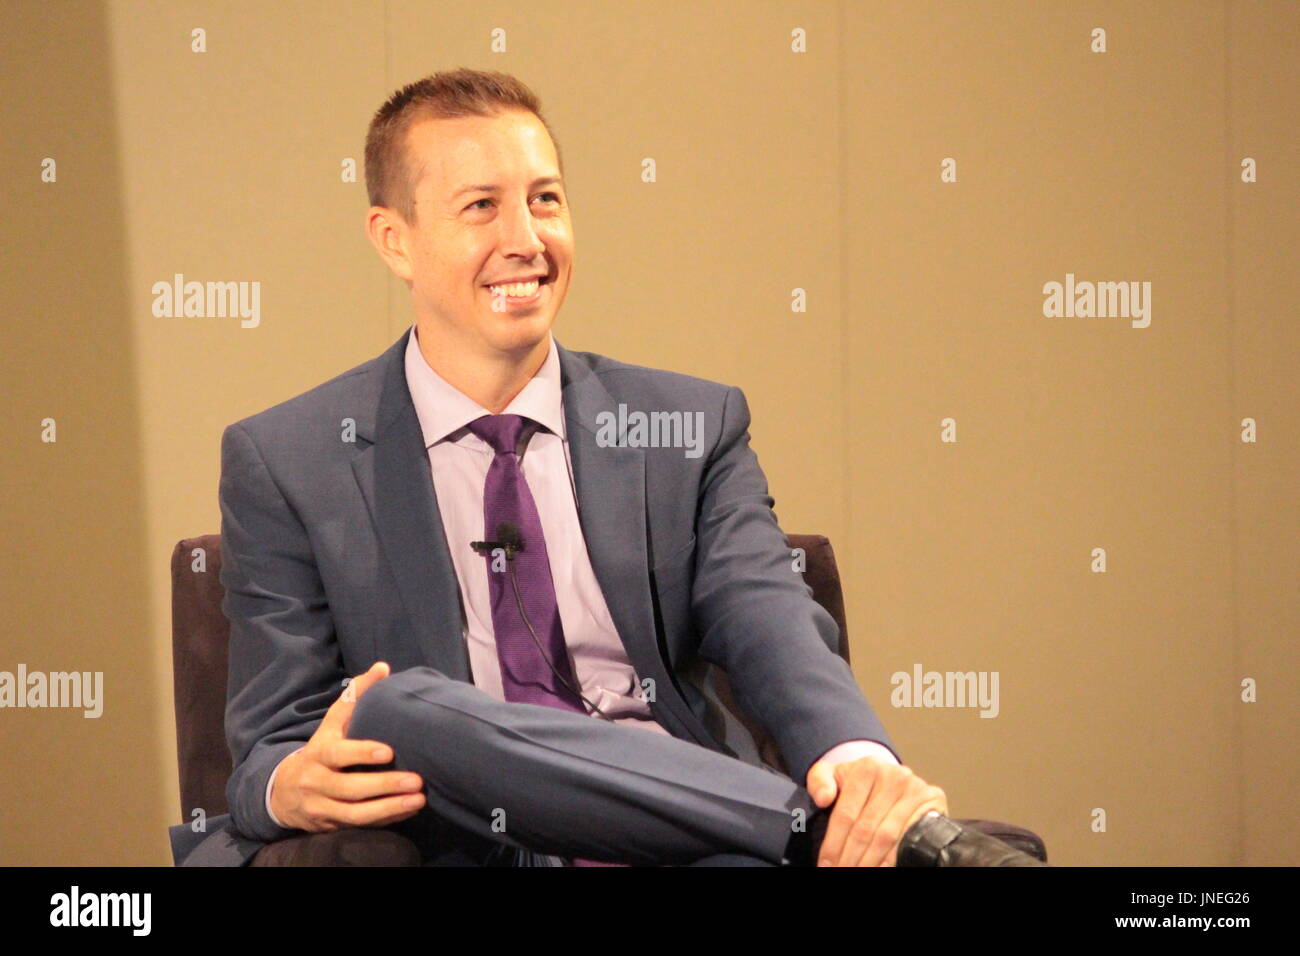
(347, 667), (816, 866)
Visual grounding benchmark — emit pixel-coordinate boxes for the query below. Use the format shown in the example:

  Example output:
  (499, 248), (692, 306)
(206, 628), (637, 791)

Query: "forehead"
(405, 110), (558, 199)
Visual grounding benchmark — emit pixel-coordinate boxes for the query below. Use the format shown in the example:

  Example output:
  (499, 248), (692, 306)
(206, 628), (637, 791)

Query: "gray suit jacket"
(175, 328), (895, 865)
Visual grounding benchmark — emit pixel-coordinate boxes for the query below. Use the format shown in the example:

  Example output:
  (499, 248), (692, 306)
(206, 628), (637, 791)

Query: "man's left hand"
(805, 756), (948, 866)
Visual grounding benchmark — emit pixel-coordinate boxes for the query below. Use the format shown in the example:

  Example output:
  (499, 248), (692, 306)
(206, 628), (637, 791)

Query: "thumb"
(349, 660), (391, 701)
(329, 661), (391, 734)
(805, 760), (839, 808)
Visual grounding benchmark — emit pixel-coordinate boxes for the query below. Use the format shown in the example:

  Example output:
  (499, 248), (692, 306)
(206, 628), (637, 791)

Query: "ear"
(365, 206), (414, 282)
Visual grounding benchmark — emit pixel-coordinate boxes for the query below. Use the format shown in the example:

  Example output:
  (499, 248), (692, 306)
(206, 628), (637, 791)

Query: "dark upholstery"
(171, 534), (232, 818)
(170, 532), (1046, 864)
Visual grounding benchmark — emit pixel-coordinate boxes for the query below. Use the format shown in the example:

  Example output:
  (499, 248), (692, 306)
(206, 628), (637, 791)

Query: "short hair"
(364, 68), (564, 226)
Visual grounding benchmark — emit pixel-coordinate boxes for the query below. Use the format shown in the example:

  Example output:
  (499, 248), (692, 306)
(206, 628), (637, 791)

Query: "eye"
(465, 192), (562, 213)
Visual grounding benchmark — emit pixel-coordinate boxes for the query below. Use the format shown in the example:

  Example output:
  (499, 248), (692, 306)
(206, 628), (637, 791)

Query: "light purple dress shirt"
(264, 326), (897, 827)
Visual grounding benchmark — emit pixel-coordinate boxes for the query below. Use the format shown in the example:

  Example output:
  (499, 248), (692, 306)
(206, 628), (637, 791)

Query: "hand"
(805, 755), (947, 866)
(269, 661), (426, 832)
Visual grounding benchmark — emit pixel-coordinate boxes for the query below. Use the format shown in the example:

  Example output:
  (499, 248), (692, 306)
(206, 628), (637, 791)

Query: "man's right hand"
(268, 661), (426, 832)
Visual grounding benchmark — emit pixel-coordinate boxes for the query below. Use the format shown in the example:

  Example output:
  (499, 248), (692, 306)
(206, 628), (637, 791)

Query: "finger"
(315, 768), (425, 803)
(360, 803), (427, 829)
(317, 737), (396, 771)
(883, 790), (948, 867)
(312, 792), (427, 829)
(816, 761), (879, 866)
(805, 761), (839, 808)
(838, 766), (911, 867)
(860, 777), (928, 867)
(903, 786), (947, 832)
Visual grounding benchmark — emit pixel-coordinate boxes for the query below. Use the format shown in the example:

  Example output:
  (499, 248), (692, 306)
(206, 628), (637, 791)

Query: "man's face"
(390, 109), (573, 360)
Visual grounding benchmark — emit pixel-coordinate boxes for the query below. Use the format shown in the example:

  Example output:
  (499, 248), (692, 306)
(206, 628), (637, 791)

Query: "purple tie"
(468, 414), (631, 867)
(466, 414), (587, 714)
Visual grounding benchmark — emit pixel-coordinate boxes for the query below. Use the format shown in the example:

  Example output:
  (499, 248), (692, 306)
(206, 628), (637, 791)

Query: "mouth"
(482, 273), (552, 306)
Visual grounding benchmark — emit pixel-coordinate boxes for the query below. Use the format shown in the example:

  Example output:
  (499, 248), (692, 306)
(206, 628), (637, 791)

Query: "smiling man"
(213, 68), (947, 867)
(374, 105), (569, 414)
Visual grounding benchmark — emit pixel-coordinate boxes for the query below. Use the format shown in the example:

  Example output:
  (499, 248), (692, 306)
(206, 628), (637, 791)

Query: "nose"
(497, 197), (546, 261)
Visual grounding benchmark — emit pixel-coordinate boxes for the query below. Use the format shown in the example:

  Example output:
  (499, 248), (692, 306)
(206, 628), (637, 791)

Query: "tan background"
(1, 0), (1294, 866)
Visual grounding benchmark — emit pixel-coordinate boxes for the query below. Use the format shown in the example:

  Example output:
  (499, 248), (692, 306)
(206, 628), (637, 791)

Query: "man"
(198, 68), (946, 867)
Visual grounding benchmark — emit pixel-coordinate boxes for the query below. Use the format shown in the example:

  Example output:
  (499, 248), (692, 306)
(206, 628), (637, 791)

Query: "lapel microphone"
(468, 522), (612, 719)
(470, 522), (524, 560)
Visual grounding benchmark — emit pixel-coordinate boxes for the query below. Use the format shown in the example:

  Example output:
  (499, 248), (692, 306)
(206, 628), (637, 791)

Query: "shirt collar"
(404, 323), (566, 449)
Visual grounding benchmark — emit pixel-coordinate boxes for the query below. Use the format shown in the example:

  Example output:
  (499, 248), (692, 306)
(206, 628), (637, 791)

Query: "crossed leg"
(346, 666), (814, 866)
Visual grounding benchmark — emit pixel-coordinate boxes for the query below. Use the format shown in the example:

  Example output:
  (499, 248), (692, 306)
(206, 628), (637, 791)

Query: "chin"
(487, 313), (553, 353)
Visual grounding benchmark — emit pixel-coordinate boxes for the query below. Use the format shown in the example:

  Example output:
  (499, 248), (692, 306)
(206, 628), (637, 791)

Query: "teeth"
(488, 279), (540, 298)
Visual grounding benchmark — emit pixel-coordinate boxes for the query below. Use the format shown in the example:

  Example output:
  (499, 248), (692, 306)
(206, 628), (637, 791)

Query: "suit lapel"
(556, 340), (714, 746)
(350, 329), (471, 681)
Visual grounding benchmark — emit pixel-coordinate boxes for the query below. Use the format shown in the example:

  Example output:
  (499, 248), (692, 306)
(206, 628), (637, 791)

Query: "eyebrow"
(450, 175), (564, 201)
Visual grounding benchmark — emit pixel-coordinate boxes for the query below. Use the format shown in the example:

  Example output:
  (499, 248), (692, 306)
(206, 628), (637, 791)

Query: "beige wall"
(1, 0), (1294, 866)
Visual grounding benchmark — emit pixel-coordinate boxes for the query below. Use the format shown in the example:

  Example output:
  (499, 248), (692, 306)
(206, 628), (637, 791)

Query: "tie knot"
(466, 414), (540, 456)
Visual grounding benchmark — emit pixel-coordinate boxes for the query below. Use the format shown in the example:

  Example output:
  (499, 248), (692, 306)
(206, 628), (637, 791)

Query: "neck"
(414, 322), (551, 414)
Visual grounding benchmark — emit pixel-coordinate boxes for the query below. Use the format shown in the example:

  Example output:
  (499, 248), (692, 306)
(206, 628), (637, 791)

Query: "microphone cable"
(473, 523), (615, 720)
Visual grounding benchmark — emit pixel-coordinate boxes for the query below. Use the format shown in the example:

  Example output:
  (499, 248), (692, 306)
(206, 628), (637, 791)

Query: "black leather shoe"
(896, 811), (1048, 867)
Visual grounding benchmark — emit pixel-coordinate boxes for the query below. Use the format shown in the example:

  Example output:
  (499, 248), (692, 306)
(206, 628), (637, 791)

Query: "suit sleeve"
(691, 386), (901, 785)
(219, 422), (346, 843)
